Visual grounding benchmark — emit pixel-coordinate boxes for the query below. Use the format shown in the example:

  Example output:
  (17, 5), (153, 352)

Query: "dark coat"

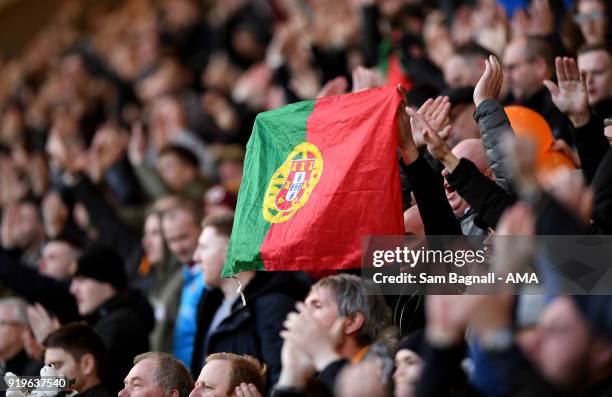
(593, 147), (612, 234)
(474, 98), (514, 191)
(84, 291), (154, 396)
(3, 350), (42, 377)
(191, 272), (311, 388)
(400, 155), (462, 235)
(446, 158), (517, 231)
(571, 114), (608, 185)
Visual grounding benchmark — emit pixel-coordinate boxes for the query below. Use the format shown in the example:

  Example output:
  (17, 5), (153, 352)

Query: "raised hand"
(88, 124), (129, 182)
(22, 330), (43, 362)
(352, 66), (384, 93)
(405, 108), (457, 172)
(202, 92), (239, 132)
(528, 0), (555, 36)
(425, 294), (473, 347)
(234, 383), (263, 397)
(511, 0), (554, 37)
(492, 203), (536, 276)
(426, 294), (514, 347)
(473, 55), (504, 107)
(317, 76), (348, 98)
(46, 131), (86, 174)
(27, 152), (49, 198)
(41, 191), (69, 239)
(542, 169), (594, 224)
(543, 57), (590, 127)
(277, 336), (316, 389)
(26, 303), (60, 344)
(396, 85), (419, 165)
(128, 121), (147, 166)
(409, 96), (451, 148)
(0, 157), (28, 207)
(0, 204), (19, 249)
(281, 302), (344, 371)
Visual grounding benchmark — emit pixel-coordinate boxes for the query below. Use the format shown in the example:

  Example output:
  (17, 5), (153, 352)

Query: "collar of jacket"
(84, 292), (124, 325)
(204, 272), (310, 334)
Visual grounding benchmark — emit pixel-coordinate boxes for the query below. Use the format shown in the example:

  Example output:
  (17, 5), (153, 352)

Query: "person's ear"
(168, 389), (180, 397)
(79, 353), (96, 377)
(344, 312), (365, 336)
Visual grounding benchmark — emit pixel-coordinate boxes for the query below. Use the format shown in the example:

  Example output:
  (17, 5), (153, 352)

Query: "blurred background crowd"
(0, 0), (611, 396)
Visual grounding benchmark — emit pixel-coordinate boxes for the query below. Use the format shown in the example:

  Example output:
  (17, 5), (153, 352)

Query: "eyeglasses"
(573, 10), (605, 25)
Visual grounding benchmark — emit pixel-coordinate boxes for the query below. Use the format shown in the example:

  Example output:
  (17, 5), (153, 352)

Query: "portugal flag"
(222, 86), (404, 276)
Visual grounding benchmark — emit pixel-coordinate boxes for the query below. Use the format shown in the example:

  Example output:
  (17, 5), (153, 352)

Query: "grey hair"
(0, 297), (28, 324)
(133, 352), (194, 397)
(313, 274), (391, 346)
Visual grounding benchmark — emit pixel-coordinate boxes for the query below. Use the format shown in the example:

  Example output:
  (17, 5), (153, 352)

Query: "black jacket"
(593, 147), (612, 234)
(271, 359), (347, 397)
(446, 158), (517, 230)
(84, 291), (154, 395)
(400, 155), (462, 235)
(592, 97), (612, 120)
(191, 272), (311, 388)
(1, 350), (42, 377)
(571, 114), (608, 185)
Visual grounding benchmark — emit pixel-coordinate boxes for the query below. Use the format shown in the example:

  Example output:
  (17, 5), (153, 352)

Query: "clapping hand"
(405, 108), (457, 172)
(281, 302), (345, 371)
(27, 303), (60, 344)
(473, 55), (503, 107)
(352, 66), (384, 93)
(409, 96), (451, 148)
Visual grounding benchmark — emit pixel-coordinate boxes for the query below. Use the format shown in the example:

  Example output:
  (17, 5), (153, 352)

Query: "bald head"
(451, 139), (490, 173)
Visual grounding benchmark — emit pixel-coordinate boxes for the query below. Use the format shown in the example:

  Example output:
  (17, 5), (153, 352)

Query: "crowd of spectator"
(0, 0), (611, 396)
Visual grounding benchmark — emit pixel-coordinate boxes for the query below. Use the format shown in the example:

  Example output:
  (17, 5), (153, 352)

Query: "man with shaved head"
(441, 139), (495, 235)
(406, 109), (517, 234)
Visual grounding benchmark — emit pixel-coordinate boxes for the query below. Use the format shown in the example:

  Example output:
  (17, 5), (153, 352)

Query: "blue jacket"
(173, 265), (206, 368)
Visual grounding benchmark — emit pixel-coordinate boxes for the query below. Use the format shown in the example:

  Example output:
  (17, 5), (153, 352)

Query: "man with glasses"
(0, 297), (40, 377)
(503, 36), (574, 145)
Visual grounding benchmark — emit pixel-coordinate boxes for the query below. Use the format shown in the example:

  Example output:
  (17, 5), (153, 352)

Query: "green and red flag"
(222, 85), (404, 276)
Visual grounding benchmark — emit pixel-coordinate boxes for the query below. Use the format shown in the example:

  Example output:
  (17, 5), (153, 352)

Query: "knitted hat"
(396, 328), (425, 356)
(74, 245), (127, 290)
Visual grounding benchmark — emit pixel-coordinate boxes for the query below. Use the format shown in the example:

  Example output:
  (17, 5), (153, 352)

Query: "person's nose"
(188, 385), (202, 397)
(117, 386), (128, 397)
